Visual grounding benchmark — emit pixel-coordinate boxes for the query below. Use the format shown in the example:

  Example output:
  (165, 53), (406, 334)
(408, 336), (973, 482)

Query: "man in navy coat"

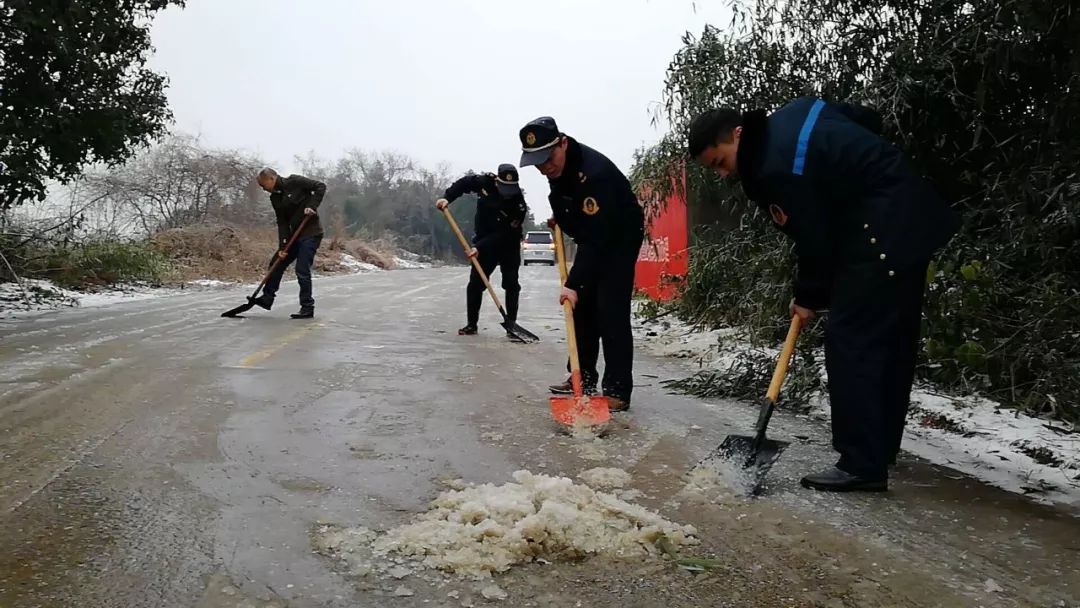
(688, 97), (959, 491)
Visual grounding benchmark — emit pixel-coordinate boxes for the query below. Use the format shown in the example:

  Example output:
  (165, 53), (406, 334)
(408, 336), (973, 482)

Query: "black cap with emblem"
(494, 163), (521, 198)
(519, 116), (562, 167)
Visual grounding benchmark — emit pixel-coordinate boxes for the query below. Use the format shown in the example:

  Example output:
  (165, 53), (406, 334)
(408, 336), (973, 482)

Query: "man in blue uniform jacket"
(519, 117), (645, 412)
(688, 97), (959, 492)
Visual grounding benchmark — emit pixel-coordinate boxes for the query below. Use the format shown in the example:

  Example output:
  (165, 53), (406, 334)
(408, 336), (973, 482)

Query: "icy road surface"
(0, 266), (1076, 607)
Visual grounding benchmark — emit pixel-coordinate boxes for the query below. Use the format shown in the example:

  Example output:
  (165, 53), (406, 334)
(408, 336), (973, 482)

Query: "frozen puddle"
(313, 470), (698, 586)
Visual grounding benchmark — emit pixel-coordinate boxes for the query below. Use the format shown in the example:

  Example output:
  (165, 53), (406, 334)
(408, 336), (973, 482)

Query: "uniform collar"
(272, 176), (285, 193)
(552, 137), (583, 188)
(736, 109), (769, 202)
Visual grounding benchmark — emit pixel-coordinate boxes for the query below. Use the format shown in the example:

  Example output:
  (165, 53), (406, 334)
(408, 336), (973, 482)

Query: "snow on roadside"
(633, 306), (1080, 509)
(187, 279), (235, 288)
(0, 278), (177, 317)
(393, 257), (429, 270)
(393, 249), (432, 269)
(340, 253), (383, 273)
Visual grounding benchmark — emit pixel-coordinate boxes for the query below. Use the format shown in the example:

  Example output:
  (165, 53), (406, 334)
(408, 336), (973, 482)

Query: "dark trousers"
(466, 246), (520, 325)
(568, 237), (642, 402)
(825, 261), (928, 479)
(263, 235), (322, 308)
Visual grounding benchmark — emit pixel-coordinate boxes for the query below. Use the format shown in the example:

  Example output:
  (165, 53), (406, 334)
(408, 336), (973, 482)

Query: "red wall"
(635, 170), (688, 301)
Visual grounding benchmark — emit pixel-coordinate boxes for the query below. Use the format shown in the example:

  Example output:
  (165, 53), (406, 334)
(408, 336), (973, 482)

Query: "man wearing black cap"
(436, 164), (529, 336)
(519, 117), (645, 412)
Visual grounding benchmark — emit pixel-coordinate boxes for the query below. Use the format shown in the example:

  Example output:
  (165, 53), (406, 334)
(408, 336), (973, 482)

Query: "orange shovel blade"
(549, 394), (611, 426)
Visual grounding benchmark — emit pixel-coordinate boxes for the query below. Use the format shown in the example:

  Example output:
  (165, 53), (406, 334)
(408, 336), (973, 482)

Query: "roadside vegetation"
(631, 1), (1080, 423)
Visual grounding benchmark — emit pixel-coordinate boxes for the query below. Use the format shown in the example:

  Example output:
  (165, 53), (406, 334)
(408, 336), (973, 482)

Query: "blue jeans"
(263, 235), (321, 307)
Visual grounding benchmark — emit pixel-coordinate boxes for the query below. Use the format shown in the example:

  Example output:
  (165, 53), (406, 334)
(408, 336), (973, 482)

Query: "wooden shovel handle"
(254, 214), (313, 295)
(554, 226), (583, 393)
(440, 206), (506, 313)
(766, 315), (802, 402)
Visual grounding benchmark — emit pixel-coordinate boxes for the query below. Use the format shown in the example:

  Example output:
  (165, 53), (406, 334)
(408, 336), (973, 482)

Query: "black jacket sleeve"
(444, 174), (485, 204)
(290, 174), (327, 210)
(792, 242), (833, 310)
(275, 205), (290, 245)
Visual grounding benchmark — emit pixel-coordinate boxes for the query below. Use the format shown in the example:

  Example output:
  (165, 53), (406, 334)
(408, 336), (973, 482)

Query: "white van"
(521, 231), (556, 266)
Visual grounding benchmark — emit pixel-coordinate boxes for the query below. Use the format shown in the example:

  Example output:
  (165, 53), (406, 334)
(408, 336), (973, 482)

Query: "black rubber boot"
(249, 294), (274, 310)
(290, 306), (314, 319)
(800, 467), (887, 492)
(605, 396), (630, 412)
(547, 376), (597, 395)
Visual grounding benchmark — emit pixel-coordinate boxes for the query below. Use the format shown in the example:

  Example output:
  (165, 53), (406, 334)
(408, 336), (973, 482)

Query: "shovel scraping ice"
(698, 315), (802, 494)
(548, 225), (610, 427)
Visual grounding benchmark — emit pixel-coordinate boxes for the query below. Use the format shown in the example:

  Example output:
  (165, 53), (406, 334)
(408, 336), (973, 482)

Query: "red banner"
(635, 169), (688, 301)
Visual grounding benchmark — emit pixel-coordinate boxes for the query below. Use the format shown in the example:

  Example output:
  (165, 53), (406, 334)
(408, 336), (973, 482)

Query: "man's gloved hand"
(304, 207), (317, 216)
(546, 217), (557, 229)
(435, 198), (450, 211)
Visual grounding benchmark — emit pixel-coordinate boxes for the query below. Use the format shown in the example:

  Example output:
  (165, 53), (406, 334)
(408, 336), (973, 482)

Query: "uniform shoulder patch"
(582, 197), (600, 216)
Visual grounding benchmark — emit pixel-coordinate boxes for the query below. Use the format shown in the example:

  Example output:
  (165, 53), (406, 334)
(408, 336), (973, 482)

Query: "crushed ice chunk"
(480, 584), (508, 600)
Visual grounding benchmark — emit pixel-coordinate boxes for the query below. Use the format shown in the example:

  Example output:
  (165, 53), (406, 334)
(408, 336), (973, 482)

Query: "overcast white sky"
(148, 0), (729, 203)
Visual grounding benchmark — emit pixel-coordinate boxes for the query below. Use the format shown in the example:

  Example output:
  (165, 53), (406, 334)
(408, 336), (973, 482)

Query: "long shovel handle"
(249, 215), (313, 298)
(441, 206), (508, 315)
(766, 315), (803, 402)
(747, 314), (803, 458)
(554, 226), (584, 395)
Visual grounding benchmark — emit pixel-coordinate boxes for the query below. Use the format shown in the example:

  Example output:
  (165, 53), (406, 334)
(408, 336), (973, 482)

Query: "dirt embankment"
(151, 223), (398, 282)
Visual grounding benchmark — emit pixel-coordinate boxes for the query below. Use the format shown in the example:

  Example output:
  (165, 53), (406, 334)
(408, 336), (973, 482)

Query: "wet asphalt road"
(1, 265), (1077, 608)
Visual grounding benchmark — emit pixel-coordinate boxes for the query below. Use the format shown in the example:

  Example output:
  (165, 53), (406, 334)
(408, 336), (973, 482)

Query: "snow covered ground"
(0, 251), (418, 318)
(393, 249), (433, 270)
(633, 307), (1080, 508)
(0, 278), (183, 319)
(340, 253), (383, 273)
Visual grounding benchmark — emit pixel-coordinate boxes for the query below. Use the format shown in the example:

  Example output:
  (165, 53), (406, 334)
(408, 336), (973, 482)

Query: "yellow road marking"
(237, 322), (321, 368)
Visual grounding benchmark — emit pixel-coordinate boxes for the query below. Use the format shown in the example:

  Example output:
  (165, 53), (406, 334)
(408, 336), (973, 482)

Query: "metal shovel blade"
(221, 301), (255, 318)
(701, 434), (790, 495)
(549, 394), (611, 427)
(502, 320), (540, 343)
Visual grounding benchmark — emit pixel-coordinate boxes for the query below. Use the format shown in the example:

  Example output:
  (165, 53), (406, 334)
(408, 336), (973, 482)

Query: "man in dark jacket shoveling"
(436, 164), (528, 336)
(250, 168), (327, 319)
(519, 116), (645, 413)
(688, 97), (959, 492)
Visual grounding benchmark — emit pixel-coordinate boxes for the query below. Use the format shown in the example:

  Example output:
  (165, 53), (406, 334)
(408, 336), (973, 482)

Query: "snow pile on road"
(683, 459), (759, 501)
(315, 470), (698, 581)
(340, 253), (383, 273)
(578, 467), (632, 489)
(634, 307), (1080, 508)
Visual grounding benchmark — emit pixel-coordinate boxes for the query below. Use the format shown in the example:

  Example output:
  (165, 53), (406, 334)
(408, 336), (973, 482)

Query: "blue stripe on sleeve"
(792, 99), (826, 176)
